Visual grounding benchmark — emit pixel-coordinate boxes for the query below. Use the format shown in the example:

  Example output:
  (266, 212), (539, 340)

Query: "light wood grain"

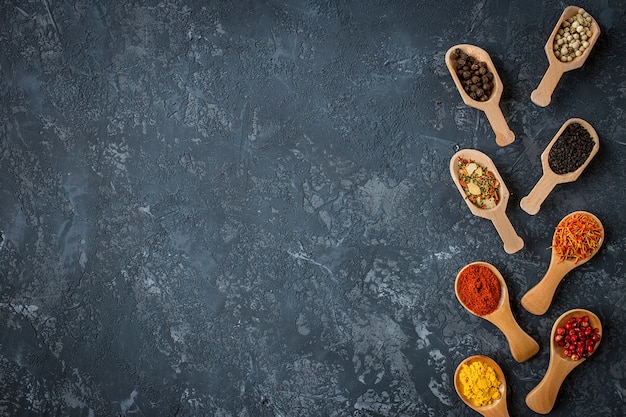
(450, 149), (524, 254)
(445, 44), (515, 146)
(454, 355), (510, 417)
(531, 6), (601, 107)
(455, 262), (539, 362)
(521, 211), (604, 315)
(526, 309), (602, 414)
(520, 118), (600, 215)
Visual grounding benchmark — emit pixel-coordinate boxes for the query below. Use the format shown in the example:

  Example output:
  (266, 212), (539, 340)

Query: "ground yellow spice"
(458, 360), (501, 407)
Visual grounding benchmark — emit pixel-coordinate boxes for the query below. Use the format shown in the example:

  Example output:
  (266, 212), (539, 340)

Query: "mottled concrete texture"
(1, 1), (625, 416)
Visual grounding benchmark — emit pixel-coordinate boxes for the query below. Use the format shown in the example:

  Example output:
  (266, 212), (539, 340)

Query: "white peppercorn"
(552, 8), (594, 62)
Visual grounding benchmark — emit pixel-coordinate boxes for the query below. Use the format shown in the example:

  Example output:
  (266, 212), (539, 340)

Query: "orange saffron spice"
(457, 264), (501, 316)
(551, 212), (603, 264)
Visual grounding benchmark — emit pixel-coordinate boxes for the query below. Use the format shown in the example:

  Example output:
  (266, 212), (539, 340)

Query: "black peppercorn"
(548, 123), (595, 174)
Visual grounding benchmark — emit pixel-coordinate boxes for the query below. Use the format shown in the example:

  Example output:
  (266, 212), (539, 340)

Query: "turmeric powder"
(458, 360), (501, 407)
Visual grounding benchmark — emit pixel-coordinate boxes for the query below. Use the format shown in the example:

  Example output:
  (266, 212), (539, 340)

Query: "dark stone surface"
(1, 1), (625, 416)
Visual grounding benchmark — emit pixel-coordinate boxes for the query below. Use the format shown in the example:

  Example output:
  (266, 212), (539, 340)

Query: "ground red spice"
(457, 264), (501, 316)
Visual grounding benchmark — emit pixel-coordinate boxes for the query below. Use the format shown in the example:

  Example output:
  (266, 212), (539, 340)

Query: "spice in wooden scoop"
(548, 122), (594, 174)
(457, 264), (501, 316)
(449, 48), (495, 102)
(553, 8), (594, 62)
(551, 212), (602, 263)
(458, 360), (502, 406)
(456, 157), (500, 209)
(554, 315), (601, 361)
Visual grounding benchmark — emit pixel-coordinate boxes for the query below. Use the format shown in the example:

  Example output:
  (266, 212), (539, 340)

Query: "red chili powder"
(457, 264), (501, 316)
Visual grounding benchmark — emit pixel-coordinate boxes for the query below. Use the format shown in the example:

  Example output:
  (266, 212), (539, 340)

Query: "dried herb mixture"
(456, 157), (500, 209)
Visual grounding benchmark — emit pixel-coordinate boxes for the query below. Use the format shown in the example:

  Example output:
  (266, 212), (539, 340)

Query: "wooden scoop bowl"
(450, 149), (524, 254)
(455, 262), (539, 362)
(531, 6), (601, 107)
(521, 211), (604, 315)
(454, 355), (510, 417)
(445, 44), (515, 147)
(526, 309), (602, 414)
(520, 118), (599, 215)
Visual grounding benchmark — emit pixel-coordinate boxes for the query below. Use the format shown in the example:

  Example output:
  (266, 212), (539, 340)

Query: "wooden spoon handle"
(531, 64), (564, 107)
(484, 106), (515, 147)
(521, 262), (574, 315)
(481, 403), (511, 417)
(525, 362), (574, 414)
(491, 311), (539, 363)
(520, 174), (559, 215)
(490, 212), (524, 254)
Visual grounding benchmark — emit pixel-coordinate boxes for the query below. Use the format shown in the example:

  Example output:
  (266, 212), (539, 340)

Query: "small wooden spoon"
(450, 149), (524, 254)
(454, 355), (510, 417)
(531, 6), (601, 107)
(455, 262), (539, 362)
(526, 309), (602, 414)
(521, 211), (604, 315)
(520, 118), (599, 215)
(445, 44), (515, 147)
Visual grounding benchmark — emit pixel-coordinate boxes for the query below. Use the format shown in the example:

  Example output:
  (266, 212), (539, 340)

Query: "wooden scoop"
(445, 44), (515, 147)
(455, 262), (539, 363)
(531, 6), (601, 107)
(521, 211), (604, 315)
(454, 355), (510, 417)
(520, 118), (599, 215)
(450, 149), (524, 254)
(526, 309), (602, 414)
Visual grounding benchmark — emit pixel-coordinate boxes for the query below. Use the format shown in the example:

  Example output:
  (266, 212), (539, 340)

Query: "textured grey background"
(1, 0), (625, 416)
